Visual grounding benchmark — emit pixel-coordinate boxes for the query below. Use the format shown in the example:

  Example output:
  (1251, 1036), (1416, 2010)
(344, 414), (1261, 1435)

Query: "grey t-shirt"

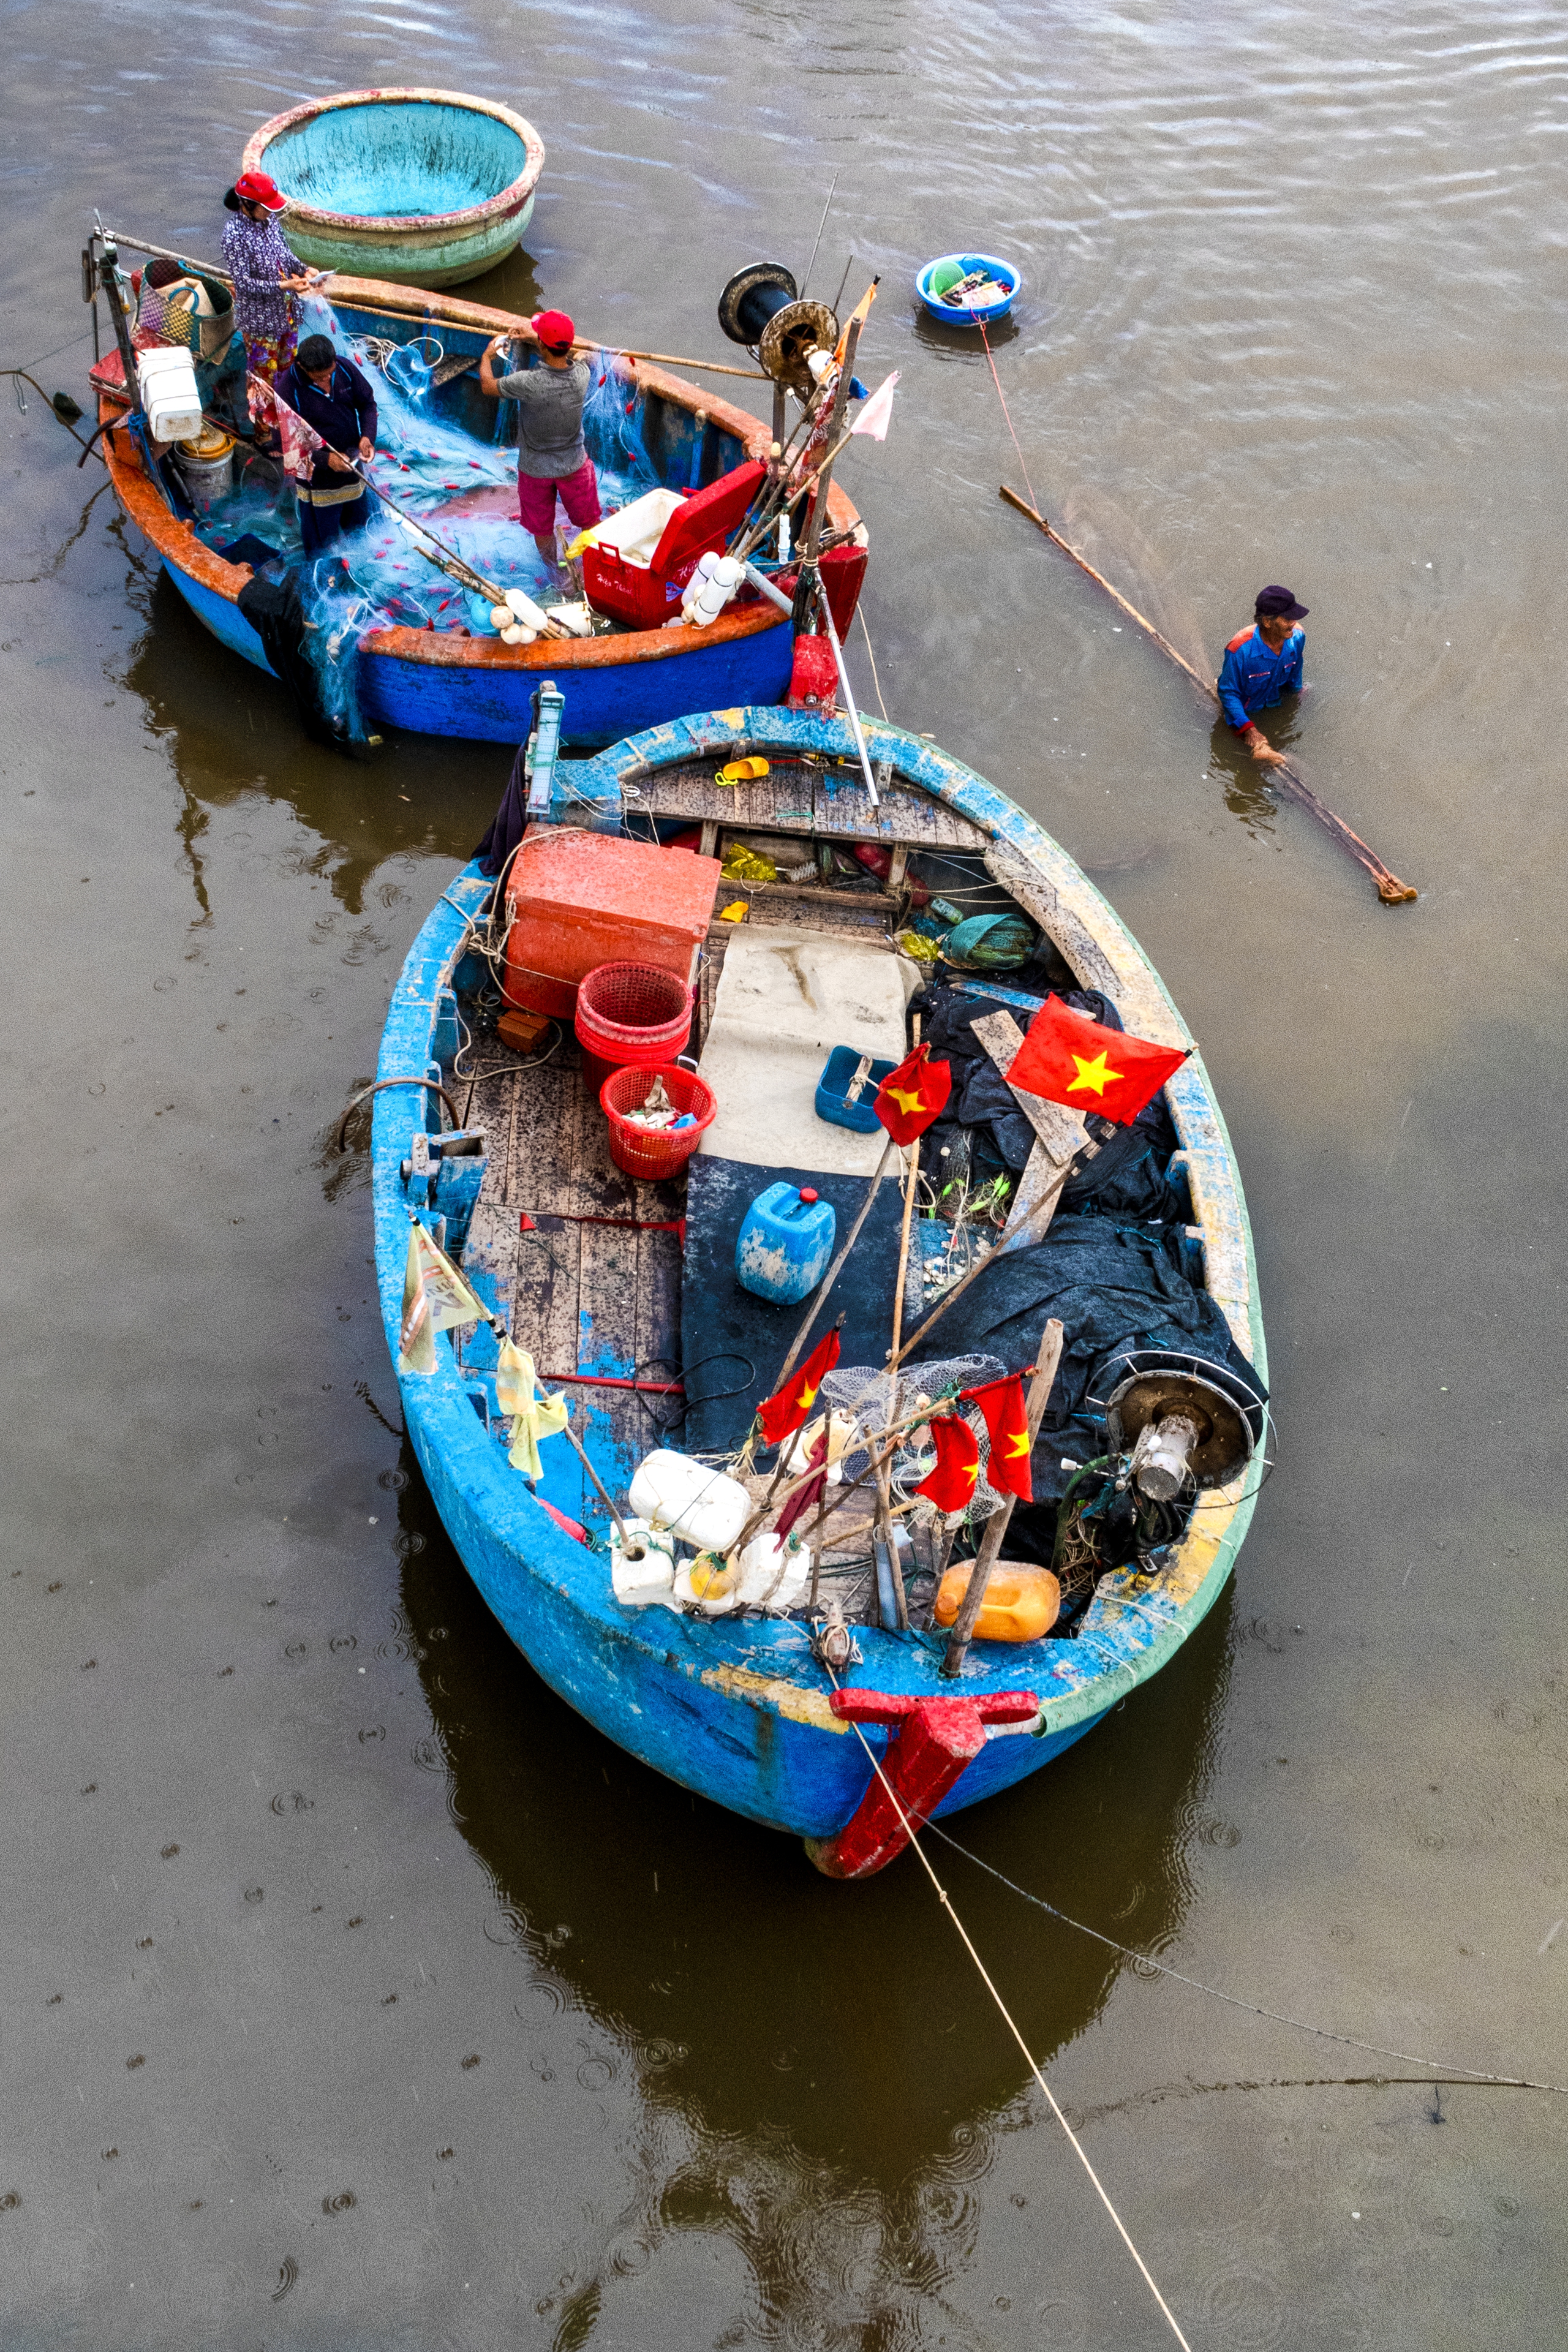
(497, 356), (590, 480)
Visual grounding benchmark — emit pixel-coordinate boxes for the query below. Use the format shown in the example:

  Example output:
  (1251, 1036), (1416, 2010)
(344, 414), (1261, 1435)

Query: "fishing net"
(818, 1354), (1014, 1522)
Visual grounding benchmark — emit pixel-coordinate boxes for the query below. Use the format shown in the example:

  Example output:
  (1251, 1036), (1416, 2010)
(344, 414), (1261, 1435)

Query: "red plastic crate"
(503, 831), (723, 1019)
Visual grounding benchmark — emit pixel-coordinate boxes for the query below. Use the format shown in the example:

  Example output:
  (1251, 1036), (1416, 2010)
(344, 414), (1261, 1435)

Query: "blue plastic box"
(815, 1044), (897, 1134)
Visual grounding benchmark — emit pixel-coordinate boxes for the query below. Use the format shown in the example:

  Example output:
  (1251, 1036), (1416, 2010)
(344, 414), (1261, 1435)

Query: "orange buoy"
(933, 1561), (1061, 1643)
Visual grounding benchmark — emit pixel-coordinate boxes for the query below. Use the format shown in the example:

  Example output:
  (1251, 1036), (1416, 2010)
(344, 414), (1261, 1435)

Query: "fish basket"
(599, 1063), (715, 1178)
(575, 960), (694, 1096)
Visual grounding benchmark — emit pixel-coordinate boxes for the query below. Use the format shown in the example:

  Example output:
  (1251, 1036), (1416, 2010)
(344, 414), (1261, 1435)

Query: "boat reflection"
(389, 1435), (1232, 2176)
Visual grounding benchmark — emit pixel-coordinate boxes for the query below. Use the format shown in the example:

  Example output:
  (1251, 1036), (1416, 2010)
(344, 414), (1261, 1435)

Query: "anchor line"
(927, 1828), (1568, 2098)
(976, 316), (1039, 518)
(823, 1672), (1195, 2352)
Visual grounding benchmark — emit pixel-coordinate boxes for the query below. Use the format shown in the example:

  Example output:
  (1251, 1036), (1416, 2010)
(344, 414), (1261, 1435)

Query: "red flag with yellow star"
(1006, 996), (1187, 1128)
(875, 1042), (952, 1144)
(914, 1412), (981, 1515)
(756, 1327), (842, 1448)
(961, 1373), (1033, 1502)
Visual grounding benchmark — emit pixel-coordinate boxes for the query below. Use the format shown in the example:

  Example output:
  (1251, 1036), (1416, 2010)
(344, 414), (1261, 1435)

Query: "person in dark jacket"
(277, 331), (379, 555)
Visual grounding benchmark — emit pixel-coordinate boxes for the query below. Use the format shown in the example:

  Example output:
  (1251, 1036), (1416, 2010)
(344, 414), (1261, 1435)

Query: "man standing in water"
(478, 311), (601, 578)
(1218, 585), (1308, 765)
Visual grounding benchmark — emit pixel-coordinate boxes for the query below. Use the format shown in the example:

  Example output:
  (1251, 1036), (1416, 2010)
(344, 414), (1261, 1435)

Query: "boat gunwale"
(373, 708), (1265, 1754)
(242, 87), (546, 236)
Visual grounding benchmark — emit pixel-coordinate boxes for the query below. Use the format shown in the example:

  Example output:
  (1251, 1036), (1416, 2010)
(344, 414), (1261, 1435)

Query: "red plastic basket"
(599, 1063), (716, 1178)
(576, 960), (695, 1098)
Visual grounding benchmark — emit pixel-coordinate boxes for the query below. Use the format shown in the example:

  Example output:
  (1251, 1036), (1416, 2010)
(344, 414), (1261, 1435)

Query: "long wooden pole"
(766, 1134), (898, 1409)
(998, 484), (1418, 907)
(940, 1319), (1064, 1678)
(97, 231), (768, 377)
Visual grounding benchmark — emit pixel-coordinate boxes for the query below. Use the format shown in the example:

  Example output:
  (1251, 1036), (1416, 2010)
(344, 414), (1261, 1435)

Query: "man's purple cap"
(1256, 584), (1308, 620)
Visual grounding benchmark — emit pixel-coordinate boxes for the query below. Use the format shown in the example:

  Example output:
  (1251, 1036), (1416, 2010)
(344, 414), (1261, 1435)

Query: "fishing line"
(855, 603), (890, 722)
(976, 317), (1039, 518)
(927, 1828), (1568, 2098)
(823, 1668), (1196, 2352)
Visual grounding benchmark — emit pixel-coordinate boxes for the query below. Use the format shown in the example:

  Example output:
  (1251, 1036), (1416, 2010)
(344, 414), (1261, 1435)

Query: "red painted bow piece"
(805, 1687), (1041, 1880)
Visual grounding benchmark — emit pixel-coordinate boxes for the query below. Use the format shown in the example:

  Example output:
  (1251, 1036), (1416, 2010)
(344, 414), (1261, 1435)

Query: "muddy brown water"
(3, 1), (1566, 2343)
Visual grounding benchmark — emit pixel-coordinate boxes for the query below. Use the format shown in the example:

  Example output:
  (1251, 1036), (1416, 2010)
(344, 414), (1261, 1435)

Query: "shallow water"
(4, 1), (1567, 2343)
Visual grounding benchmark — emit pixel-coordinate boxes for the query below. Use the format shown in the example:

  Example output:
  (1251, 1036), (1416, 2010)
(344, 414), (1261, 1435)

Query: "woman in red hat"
(219, 171), (312, 389)
(477, 309), (600, 576)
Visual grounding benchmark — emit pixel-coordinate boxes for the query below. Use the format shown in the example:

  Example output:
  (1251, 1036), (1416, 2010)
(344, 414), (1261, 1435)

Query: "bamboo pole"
(998, 484), (1419, 906)
(96, 232), (767, 379)
(766, 1133), (898, 1408)
(940, 1319), (1064, 1678)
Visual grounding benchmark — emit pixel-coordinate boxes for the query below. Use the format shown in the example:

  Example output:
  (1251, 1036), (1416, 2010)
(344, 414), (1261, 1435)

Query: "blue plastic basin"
(916, 252), (1021, 326)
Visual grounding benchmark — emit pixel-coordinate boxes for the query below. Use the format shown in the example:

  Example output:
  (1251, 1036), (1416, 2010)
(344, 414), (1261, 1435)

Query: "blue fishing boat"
(367, 706), (1267, 1876)
(90, 268), (867, 748)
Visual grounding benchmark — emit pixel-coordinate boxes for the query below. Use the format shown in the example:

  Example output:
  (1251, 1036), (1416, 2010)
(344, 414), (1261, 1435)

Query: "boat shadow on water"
(389, 1434), (1234, 2180)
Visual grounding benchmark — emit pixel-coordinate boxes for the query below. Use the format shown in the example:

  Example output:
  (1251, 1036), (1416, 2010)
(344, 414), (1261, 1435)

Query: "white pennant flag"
(398, 1221), (488, 1374)
(848, 370), (900, 443)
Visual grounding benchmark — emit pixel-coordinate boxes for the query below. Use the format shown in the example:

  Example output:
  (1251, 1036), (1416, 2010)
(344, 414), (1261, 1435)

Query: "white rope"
(826, 1678), (1194, 2351)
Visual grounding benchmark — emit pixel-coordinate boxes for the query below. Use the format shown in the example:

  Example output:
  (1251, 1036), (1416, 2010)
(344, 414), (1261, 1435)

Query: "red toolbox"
(503, 829), (724, 1020)
(581, 459), (767, 630)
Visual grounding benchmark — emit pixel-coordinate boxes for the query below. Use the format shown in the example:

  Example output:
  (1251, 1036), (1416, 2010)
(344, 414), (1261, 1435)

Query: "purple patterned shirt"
(220, 212), (305, 345)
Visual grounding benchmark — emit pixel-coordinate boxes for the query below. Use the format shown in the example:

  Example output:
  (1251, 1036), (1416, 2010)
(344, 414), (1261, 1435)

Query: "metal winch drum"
(718, 263), (839, 399)
(1103, 1354), (1260, 1502)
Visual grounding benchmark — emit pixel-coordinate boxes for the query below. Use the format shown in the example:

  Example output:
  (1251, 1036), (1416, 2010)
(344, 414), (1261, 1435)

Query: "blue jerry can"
(735, 1183), (837, 1306)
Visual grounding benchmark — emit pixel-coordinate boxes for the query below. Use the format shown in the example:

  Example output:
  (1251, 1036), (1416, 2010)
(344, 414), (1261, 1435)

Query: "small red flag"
(774, 1425), (829, 1540)
(962, 1374), (1033, 1502)
(757, 1327), (842, 1448)
(914, 1412), (981, 1514)
(875, 1042), (952, 1144)
(1005, 996), (1188, 1128)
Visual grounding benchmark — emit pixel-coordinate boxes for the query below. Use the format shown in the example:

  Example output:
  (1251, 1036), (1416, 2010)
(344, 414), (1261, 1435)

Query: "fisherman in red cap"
(219, 170), (313, 389)
(478, 309), (601, 576)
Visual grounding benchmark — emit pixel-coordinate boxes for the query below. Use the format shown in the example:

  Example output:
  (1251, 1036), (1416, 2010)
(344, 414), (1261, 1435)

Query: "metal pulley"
(1103, 1357), (1259, 1501)
(718, 263), (838, 400)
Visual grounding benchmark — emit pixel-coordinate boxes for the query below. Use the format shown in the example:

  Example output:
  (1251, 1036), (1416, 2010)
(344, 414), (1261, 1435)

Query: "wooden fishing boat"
(368, 706), (1267, 1875)
(89, 277), (865, 747)
(241, 89), (545, 288)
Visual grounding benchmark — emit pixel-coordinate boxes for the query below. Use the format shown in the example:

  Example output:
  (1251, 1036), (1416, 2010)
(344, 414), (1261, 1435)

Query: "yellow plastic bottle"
(933, 1562), (1061, 1643)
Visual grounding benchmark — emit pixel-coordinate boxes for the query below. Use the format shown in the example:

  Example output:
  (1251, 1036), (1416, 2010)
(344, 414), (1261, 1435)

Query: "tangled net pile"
(818, 1355), (1012, 1523)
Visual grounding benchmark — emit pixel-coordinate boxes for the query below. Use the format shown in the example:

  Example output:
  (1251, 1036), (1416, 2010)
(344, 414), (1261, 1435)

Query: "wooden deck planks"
(628, 758), (989, 851)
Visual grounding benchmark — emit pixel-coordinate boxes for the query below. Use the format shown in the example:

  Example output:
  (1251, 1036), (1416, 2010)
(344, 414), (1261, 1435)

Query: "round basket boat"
(243, 88), (545, 288)
(916, 251), (1021, 326)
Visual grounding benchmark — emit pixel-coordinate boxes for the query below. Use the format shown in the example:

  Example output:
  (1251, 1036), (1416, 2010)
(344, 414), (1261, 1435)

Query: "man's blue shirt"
(1217, 625), (1304, 731)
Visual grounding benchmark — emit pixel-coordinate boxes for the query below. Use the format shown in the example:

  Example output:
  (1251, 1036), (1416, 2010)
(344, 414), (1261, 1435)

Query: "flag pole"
(766, 1135), (899, 1409)
(940, 1320), (1063, 1679)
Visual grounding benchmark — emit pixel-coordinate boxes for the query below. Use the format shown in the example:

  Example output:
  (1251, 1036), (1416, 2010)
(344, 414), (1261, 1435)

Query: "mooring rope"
(976, 317), (1039, 518)
(825, 1679), (1194, 2351)
(929, 1828), (1568, 2098)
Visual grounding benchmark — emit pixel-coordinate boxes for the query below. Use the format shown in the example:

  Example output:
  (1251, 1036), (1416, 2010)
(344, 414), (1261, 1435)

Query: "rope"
(976, 318), (1039, 517)
(856, 603), (891, 722)
(929, 1828), (1568, 2098)
(825, 1675), (1194, 2350)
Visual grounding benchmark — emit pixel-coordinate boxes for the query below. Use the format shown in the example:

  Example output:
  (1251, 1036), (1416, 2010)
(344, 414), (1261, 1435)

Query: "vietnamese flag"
(962, 1373), (1033, 1502)
(1005, 995), (1188, 1128)
(774, 1425), (829, 1540)
(875, 1042), (952, 1145)
(757, 1327), (841, 1448)
(914, 1412), (981, 1514)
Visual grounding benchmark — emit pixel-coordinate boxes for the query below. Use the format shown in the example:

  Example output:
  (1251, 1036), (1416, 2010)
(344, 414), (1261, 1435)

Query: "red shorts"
(517, 458), (601, 537)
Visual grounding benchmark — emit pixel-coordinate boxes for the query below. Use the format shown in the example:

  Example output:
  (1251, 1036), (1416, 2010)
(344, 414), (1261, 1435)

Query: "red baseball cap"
(234, 171), (287, 212)
(532, 309), (575, 352)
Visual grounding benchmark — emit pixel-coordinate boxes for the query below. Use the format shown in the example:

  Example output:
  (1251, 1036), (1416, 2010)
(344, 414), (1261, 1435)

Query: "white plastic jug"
(609, 1518), (677, 1608)
(627, 1450), (752, 1554)
(674, 1534), (811, 1616)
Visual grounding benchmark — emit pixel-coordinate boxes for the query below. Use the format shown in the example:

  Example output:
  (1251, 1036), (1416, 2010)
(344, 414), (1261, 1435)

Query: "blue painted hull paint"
(154, 545), (793, 745)
(164, 561), (276, 676)
(358, 620), (795, 747)
(374, 715), (1266, 1847)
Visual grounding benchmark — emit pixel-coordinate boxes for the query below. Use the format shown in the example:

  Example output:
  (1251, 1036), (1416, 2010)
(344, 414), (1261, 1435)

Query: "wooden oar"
(998, 484), (1418, 906)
